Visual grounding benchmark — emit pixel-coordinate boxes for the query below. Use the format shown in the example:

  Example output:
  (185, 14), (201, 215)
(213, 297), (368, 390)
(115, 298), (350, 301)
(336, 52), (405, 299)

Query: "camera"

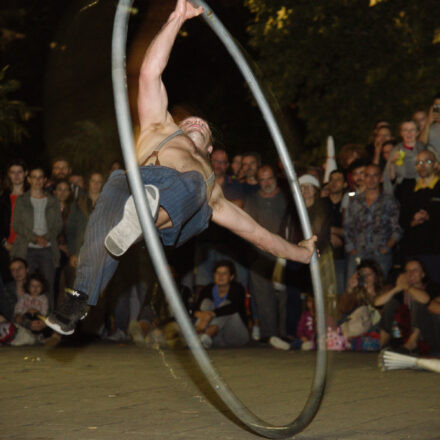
(433, 104), (440, 114)
(358, 272), (366, 288)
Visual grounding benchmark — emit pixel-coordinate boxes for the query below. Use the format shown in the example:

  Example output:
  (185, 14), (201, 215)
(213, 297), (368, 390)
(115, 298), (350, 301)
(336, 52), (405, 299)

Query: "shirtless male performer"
(45, 0), (317, 335)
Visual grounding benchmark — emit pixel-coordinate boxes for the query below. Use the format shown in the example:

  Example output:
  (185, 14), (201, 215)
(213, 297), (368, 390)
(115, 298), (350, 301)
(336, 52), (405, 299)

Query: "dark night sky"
(2, 0), (301, 173)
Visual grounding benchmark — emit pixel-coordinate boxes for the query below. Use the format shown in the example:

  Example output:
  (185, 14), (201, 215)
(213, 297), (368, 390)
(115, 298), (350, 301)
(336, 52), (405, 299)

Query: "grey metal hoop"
(111, 1), (327, 438)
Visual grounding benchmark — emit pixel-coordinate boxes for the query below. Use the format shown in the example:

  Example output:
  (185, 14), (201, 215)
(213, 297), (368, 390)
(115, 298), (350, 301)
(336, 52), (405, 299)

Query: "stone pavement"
(1, 343), (439, 440)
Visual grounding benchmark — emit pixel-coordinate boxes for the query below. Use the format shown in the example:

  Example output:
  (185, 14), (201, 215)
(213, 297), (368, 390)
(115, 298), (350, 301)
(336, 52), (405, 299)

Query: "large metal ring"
(111, 1), (327, 437)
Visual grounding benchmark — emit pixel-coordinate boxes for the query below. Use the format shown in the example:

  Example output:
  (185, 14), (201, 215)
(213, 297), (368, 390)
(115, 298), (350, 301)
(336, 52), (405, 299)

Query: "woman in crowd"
(0, 160), (28, 282)
(383, 119), (426, 194)
(339, 259), (387, 317)
(77, 172), (105, 216)
(11, 167), (62, 310)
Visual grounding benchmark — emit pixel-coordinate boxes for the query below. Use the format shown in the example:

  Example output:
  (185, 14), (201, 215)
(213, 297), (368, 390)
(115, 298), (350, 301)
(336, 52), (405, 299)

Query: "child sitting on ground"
(295, 294), (316, 350)
(14, 273), (60, 346)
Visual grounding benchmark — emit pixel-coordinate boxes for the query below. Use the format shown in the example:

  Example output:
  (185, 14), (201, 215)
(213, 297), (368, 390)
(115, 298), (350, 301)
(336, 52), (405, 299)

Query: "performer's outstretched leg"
(45, 170), (158, 335)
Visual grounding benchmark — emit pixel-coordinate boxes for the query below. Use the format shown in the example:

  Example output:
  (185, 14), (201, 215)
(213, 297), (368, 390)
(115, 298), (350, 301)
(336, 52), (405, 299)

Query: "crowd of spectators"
(1, 94), (440, 355)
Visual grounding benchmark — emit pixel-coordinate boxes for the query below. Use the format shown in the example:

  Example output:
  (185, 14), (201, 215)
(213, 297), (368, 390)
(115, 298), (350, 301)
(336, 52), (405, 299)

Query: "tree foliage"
(245, 0), (440, 147)
(0, 66), (32, 148)
(55, 120), (117, 175)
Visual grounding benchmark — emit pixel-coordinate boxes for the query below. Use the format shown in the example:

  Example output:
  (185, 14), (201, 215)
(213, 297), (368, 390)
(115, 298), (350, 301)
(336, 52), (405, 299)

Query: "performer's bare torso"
(135, 117), (218, 229)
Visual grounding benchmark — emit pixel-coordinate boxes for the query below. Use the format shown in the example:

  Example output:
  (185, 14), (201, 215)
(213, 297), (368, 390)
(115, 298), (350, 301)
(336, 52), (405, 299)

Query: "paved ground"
(1, 342), (439, 440)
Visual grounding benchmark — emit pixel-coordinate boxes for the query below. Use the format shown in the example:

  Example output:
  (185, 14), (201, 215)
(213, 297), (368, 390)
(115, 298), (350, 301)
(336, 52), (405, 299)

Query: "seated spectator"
(339, 259), (386, 317)
(396, 150), (440, 284)
(344, 164), (402, 279)
(0, 258), (28, 323)
(383, 119), (426, 194)
(11, 167), (62, 310)
(374, 259), (440, 354)
(128, 264), (192, 349)
(0, 159), (28, 282)
(194, 260), (249, 349)
(15, 273), (49, 328)
(12, 272), (60, 346)
(292, 294), (348, 352)
(338, 260), (385, 350)
(428, 294), (440, 350)
(295, 294), (316, 351)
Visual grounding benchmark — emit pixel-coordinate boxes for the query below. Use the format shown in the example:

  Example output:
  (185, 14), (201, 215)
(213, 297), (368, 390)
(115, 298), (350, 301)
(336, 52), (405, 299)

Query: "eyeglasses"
(416, 159), (434, 165)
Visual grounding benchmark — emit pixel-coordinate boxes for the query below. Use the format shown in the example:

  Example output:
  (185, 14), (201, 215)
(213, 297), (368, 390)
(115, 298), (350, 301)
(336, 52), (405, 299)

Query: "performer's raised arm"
(138, 0), (203, 129)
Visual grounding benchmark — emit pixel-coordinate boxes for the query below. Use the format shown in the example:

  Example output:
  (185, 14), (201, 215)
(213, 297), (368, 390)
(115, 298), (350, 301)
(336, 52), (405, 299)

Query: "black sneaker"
(43, 289), (89, 335)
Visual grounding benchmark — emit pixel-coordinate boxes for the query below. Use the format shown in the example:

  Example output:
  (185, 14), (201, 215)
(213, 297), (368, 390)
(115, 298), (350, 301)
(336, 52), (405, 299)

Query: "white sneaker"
(106, 328), (127, 342)
(105, 185), (160, 257)
(10, 326), (37, 346)
(269, 336), (290, 351)
(251, 325), (260, 341)
(128, 320), (146, 348)
(301, 340), (314, 351)
(199, 333), (212, 349)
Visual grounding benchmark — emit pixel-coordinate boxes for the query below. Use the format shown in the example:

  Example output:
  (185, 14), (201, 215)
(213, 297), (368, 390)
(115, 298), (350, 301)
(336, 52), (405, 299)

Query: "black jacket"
(396, 178), (440, 255)
(196, 281), (247, 326)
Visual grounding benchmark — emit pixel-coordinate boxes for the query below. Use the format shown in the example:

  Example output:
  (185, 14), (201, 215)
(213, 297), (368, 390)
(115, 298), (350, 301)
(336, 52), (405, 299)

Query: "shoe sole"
(105, 185), (160, 257)
(269, 336), (291, 351)
(39, 313), (87, 336)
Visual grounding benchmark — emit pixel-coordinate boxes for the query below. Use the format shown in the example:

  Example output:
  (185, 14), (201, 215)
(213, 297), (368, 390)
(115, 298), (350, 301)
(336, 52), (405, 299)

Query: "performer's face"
(180, 117), (212, 150)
